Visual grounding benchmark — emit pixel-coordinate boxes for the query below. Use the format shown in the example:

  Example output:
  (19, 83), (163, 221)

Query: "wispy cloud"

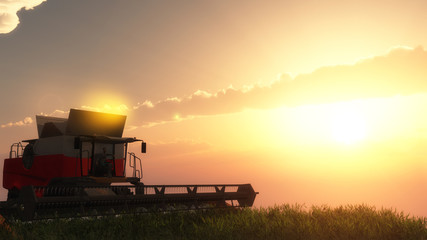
(130, 46), (427, 127)
(0, 0), (46, 34)
(1, 116), (33, 128)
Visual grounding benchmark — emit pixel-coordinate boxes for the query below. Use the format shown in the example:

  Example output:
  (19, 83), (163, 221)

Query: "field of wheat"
(0, 204), (426, 240)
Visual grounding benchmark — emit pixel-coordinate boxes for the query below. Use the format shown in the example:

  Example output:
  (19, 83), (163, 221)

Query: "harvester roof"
(36, 109), (127, 138)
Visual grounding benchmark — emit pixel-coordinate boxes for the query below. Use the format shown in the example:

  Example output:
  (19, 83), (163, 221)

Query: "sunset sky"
(1, 0), (427, 217)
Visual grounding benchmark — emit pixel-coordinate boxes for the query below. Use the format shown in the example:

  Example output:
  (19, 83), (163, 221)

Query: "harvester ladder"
(128, 152), (142, 179)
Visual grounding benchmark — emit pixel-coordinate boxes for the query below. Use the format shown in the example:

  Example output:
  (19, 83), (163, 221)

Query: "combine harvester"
(0, 109), (257, 221)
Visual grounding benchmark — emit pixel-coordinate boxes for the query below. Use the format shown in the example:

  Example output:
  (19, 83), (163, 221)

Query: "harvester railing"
(9, 142), (24, 159)
(128, 152), (142, 178)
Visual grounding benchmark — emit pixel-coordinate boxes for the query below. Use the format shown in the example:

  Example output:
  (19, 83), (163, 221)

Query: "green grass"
(1, 204), (426, 240)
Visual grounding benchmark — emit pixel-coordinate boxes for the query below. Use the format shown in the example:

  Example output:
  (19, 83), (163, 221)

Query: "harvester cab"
(1, 109), (257, 221)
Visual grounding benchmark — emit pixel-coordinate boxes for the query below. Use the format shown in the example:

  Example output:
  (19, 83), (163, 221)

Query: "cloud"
(130, 46), (427, 127)
(38, 109), (69, 118)
(0, 0), (46, 34)
(1, 116), (33, 128)
(133, 101), (154, 109)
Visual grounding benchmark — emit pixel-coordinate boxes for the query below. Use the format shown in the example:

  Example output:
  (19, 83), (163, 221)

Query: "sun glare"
(81, 91), (130, 115)
(267, 99), (374, 147)
(329, 109), (367, 144)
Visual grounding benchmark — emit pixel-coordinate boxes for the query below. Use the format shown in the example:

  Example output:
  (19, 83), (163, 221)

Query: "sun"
(329, 108), (367, 144)
(81, 91), (130, 115)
